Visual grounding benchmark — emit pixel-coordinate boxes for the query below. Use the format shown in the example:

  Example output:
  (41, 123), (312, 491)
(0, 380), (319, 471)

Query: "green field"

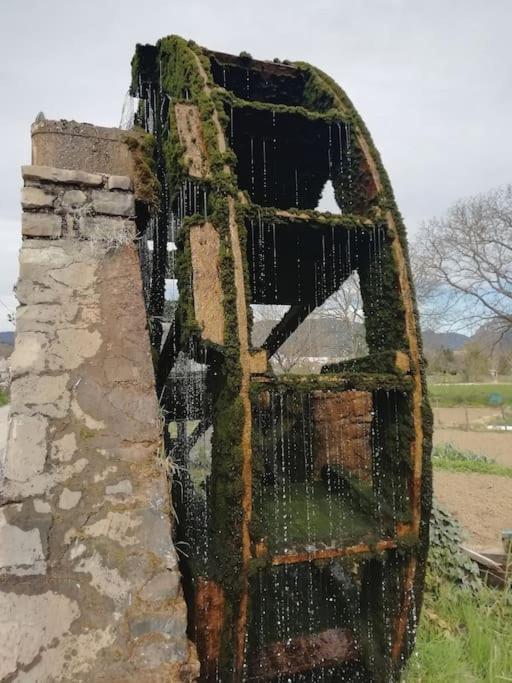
(0, 389), (8, 407)
(428, 382), (512, 407)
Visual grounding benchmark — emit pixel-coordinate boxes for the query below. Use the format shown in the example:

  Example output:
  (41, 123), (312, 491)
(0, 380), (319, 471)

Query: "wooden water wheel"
(132, 36), (432, 682)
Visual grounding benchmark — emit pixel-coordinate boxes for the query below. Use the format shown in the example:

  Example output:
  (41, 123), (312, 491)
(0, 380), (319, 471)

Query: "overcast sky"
(1, 0), (511, 329)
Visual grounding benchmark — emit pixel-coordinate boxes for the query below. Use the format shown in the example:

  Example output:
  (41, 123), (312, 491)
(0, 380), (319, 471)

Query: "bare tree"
(252, 305), (313, 373)
(252, 274), (368, 372)
(413, 185), (512, 338)
(317, 272), (368, 359)
(271, 321), (313, 373)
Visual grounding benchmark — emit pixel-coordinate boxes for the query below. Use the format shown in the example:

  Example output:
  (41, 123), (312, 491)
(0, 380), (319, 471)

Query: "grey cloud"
(1, 0), (511, 326)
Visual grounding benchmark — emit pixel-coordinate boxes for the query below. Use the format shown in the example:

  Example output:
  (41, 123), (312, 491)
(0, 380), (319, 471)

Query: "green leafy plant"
(432, 443), (512, 477)
(428, 500), (481, 589)
(433, 442), (489, 463)
(405, 502), (512, 680)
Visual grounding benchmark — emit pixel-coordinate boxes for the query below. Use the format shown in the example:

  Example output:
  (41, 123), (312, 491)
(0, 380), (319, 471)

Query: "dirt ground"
(433, 406), (512, 550)
(433, 406), (503, 428)
(434, 471), (511, 550)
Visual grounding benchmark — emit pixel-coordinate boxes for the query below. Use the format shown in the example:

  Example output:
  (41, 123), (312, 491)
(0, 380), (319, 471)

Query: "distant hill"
(0, 331), (14, 359)
(422, 330), (469, 352)
(0, 332), (14, 345)
(470, 323), (512, 354)
(252, 316), (367, 360)
(253, 319), (472, 361)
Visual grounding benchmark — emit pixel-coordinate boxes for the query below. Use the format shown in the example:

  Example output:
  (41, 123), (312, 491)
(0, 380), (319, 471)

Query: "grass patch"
(434, 457), (512, 478)
(432, 443), (512, 478)
(407, 501), (512, 681)
(0, 389), (8, 407)
(428, 382), (512, 407)
(406, 581), (512, 682)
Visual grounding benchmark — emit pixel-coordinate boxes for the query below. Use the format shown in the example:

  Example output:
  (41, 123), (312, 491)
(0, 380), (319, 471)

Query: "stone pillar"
(0, 151), (198, 680)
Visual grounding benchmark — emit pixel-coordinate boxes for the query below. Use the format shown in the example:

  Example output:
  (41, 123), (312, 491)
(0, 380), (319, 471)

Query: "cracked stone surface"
(1, 160), (197, 681)
(3, 414), (48, 481)
(0, 591), (80, 679)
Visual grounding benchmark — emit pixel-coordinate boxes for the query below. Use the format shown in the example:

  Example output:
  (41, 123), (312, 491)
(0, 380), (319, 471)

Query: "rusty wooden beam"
(271, 539), (397, 567)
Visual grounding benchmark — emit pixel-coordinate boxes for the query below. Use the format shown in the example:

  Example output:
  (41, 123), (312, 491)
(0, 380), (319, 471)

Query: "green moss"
(174, 227), (201, 344)
(218, 89), (347, 125)
(359, 234), (409, 353)
(250, 373), (413, 397)
(123, 129), (161, 210)
(79, 426), (95, 440)
(322, 350), (408, 375)
(262, 481), (380, 552)
(243, 202), (378, 230)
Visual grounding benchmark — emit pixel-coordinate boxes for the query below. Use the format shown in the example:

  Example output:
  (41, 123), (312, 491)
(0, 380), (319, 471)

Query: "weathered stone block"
(33, 499), (51, 514)
(49, 260), (97, 292)
(22, 212), (62, 238)
(130, 636), (189, 669)
(74, 551), (131, 604)
(4, 414), (48, 482)
(107, 175), (132, 191)
(10, 373), (70, 418)
(0, 511), (45, 576)
(31, 119), (135, 177)
(105, 479), (133, 497)
(139, 570), (181, 602)
(19, 241), (72, 267)
(49, 327), (102, 371)
(0, 591), (79, 679)
(22, 164), (103, 186)
(9, 330), (48, 377)
(58, 488), (82, 510)
(16, 302), (79, 333)
(50, 432), (77, 463)
(61, 189), (87, 209)
(129, 604), (188, 640)
(21, 187), (55, 209)
(84, 510), (141, 545)
(92, 190), (134, 216)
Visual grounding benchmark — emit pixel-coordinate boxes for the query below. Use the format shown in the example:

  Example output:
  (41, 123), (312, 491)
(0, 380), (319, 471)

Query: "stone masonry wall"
(0, 164), (198, 681)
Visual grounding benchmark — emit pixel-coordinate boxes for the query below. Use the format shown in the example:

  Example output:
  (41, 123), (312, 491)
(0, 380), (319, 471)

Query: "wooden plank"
(271, 539), (397, 566)
(249, 628), (357, 679)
